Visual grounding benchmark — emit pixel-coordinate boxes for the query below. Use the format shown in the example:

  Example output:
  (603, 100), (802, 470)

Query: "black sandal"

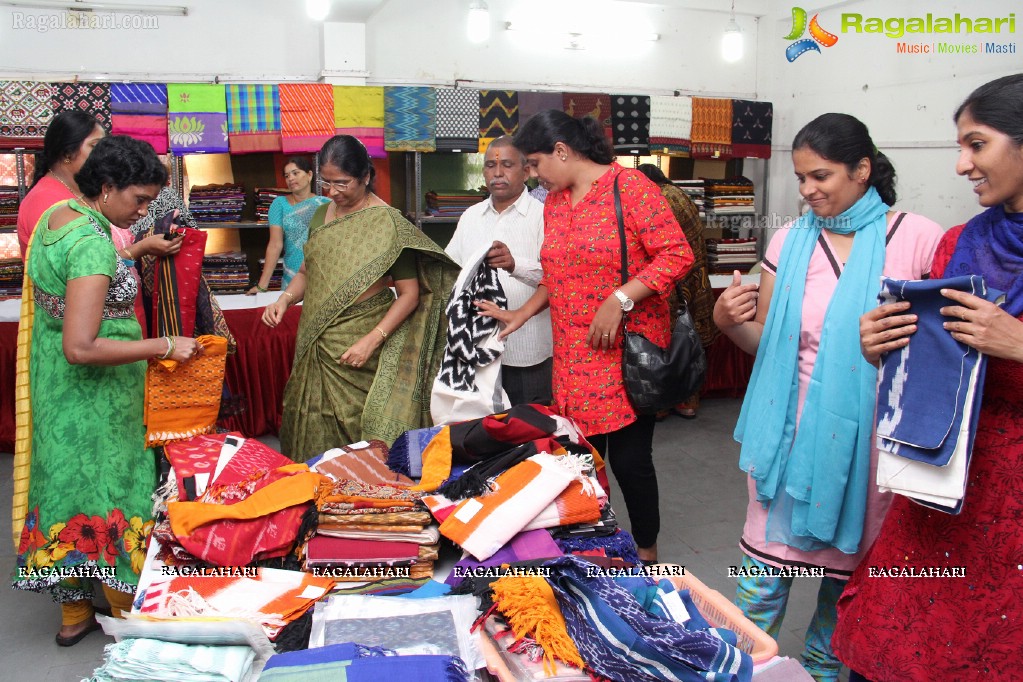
(55, 618), (101, 647)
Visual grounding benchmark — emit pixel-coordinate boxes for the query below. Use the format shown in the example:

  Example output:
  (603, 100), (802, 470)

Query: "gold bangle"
(375, 326), (388, 340)
(281, 291), (295, 300)
(120, 247), (133, 260)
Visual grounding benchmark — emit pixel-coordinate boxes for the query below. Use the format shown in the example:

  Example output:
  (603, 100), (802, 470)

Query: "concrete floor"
(1, 398), (844, 680)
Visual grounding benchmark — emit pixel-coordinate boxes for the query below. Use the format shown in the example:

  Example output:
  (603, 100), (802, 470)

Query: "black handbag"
(613, 176), (707, 415)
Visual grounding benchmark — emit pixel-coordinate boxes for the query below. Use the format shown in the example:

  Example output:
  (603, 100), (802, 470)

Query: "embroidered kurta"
(833, 225), (1023, 681)
(541, 164), (693, 436)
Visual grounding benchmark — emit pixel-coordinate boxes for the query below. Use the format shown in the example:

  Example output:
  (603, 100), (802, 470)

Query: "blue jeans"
(733, 554), (845, 682)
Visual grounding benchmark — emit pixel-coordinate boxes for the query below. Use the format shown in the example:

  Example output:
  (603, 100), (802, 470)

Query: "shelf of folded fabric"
(196, 221), (267, 230)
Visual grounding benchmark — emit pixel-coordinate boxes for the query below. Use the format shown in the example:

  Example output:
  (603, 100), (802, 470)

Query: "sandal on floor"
(55, 619), (101, 647)
(675, 408), (697, 420)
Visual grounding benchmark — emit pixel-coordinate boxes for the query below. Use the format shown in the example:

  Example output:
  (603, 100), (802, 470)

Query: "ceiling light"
(467, 0), (489, 43)
(306, 0), (330, 21)
(721, 1), (744, 62)
(0, 0), (187, 15)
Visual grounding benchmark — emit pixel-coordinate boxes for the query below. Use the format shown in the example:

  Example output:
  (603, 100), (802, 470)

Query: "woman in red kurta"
(478, 111), (693, 562)
(834, 74), (1023, 682)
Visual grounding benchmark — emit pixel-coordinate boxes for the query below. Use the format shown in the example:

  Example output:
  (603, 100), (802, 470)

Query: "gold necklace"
(49, 171), (82, 200)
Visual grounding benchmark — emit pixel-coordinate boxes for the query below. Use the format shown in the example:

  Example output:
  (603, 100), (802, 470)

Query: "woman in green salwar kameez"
(12, 136), (200, 647)
(263, 135), (458, 461)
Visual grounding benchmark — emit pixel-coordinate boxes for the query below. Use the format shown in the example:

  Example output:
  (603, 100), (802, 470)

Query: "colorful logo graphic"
(784, 7), (839, 61)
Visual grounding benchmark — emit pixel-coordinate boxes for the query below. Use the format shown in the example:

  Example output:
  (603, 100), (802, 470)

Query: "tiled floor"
(1, 398), (841, 680)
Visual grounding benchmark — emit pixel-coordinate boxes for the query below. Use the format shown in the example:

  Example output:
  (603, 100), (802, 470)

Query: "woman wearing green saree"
(263, 135), (458, 461)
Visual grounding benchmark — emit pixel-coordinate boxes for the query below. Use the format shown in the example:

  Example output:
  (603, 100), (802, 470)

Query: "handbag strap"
(612, 174), (631, 328)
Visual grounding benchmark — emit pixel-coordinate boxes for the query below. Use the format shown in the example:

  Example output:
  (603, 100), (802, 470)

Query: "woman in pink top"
(714, 114), (943, 682)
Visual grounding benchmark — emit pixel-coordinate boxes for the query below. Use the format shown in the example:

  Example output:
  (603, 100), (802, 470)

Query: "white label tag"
(453, 498), (484, 523)
(347, 440), (371, 450)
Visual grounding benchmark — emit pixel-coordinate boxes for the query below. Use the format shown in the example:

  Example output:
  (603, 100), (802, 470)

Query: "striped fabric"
(333, 85), (385, 158)
(384, 86), (437, 152)
(521, 475), (605, 531)
(51, 82), (111, 129)
(110, 82), (168, 114)
(167, 84), (228, 153)
(545, 554), (753, 681)
(312, 440), (415, 487)
(691, 97), (733, 159)
(0, 81), (54, 149)
(279, 83), (335, 153)
(649, 95), (693, 155)
(435, 88), (480, 152)
(226, 84), (282, 153)
(478, 90), (518, 151)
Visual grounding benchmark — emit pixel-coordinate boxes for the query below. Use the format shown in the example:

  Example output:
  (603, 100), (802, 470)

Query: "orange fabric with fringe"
(691, 97), (734, 158)
(492, 575), (585, 672)
(144, 334), (227, 446)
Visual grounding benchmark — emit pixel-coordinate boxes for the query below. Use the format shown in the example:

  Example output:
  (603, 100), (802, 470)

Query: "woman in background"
(714, 113), (943, 681)
(12, 136), (198, 646)
(263, 135), (457, 460)
(246, 156), (327, 294)
(480, 111), (693, 564)
(638, 163), (717, 419)
(834, 73), (1023, 682)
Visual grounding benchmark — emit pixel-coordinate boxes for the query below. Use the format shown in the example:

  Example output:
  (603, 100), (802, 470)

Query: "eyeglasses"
(317, 178), (355, 192)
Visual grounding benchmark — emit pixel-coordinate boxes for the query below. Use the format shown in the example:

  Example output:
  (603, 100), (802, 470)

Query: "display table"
(0, 293), (302, 449)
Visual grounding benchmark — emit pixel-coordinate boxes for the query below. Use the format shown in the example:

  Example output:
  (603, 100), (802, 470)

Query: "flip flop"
(55, 618), (101, 647)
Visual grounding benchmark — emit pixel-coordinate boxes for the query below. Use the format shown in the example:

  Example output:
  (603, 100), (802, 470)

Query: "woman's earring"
(64, 157), (71, 165)
(559, 154), (567, 162)
(103, 193), (109, 203)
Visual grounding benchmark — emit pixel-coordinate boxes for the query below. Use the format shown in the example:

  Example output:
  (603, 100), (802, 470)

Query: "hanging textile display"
(384, 86), (438, 152)
(730, 100), (773, 159)
(333, 85), (386, 158)
(51, 81), (111, 129)
(649, 95), (692, 155)
(691, 97), (733, 159)
(167, 83), (229, 154)
(610, 94), (651, 155)
(111, 82), (169, 153)
(435, 88), (481, 152)
(0, 81), (55, 149)
(279, 83), (335, 153)
(478, 90), (518, 152)
(563, 92), (612, 142)
(518, 91), (563, 125)
(226, 84), (282, 154)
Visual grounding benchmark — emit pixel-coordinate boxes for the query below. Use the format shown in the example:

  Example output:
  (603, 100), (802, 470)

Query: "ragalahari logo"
(784, 7), (839, 61)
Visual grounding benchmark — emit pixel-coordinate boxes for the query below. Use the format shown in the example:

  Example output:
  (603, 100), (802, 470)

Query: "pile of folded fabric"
(257, 257), (284, 290)
(704, 176), (756, 218)
(706, 237), (759, 274)
(188, 183), (246, 223)
(425, 189), (487, 218)
(306, 440), (440, 586)
(261, 642), (469, 682)
(0, 185), (18, 229)
(0, 256), (23, 298)
(202, 251), (250, 293)
(255, 187), (288, 222)
(87, 638), (257, 682)
(673, 179), (706, 219)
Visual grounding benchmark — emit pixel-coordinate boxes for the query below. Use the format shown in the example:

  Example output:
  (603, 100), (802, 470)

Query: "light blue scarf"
(735, 186), (888, 553)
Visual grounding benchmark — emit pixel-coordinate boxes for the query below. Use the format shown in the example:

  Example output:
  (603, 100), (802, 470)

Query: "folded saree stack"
(306, 440), (440, 582)
(261, 642), (470, 682)
(201, 251), (249, 293)
(86, 638), (257, 682)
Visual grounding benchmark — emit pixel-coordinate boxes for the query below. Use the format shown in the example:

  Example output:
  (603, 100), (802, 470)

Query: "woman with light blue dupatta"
(712, 114), (943, 682)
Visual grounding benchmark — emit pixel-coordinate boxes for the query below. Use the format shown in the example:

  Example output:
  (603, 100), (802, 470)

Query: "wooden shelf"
(197, 221), (267, 230)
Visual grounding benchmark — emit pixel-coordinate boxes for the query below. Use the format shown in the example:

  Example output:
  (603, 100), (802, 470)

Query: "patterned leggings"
(733, 554), (845, 682)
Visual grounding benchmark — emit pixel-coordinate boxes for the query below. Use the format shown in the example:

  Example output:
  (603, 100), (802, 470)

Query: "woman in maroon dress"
(833, 74), (1023, 681)
(478, 110), (693, 564)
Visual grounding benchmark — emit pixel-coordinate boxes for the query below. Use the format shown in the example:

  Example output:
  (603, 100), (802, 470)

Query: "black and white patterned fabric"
(611, 94), (650, 154)
(435, 88), (481, 152)
(437, 258), (507, 391)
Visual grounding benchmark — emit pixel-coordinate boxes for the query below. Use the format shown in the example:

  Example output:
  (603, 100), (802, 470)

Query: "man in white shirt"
(445, 136), (553, 405)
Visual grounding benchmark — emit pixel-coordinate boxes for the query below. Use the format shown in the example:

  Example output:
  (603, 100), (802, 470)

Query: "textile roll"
(478, 90), (518, 151)
(384, 86), (438, 152)
(226, 84), (282, 154)
(610, 94), (651, 155)
(563, 92), (612, 141)
(144, 334), (228, 447)
(730, 100), (773, 159)
(110, 82), (168, 114)
(649, 94), (693, 155)
(0, 80), (54, 149)
(435, 87), (481, 152)
(111, 114), (169, 154)
(279, 83), (335, 153)
(166, 83), (229, 154)
(518, 91), (563, 124)
(312, 440), (415, 487)
(691, 97), (733, 159)
(51, 81), (111, 129)
(333, 85), (385, 158)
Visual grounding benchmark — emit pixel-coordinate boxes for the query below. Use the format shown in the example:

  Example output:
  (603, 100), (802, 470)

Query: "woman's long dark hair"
(514, 109), (614, 164)
(954, 74), (1023, 144)
(74, 136), (168, 199)
(637, 163), (670, 185)
(32, 111), (100, 187)
(317, 135), (376, 193)
(792, 113), (897, 206)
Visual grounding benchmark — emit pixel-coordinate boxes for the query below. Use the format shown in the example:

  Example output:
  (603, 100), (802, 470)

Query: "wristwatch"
(613, 289), (635, 312)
